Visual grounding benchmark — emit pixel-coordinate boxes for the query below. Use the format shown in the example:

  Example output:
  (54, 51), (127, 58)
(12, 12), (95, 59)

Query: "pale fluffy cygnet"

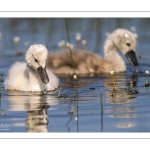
(4, 44), (59, 92)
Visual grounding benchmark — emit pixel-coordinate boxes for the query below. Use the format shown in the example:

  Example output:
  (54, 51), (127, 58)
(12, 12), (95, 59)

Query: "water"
(0, 18), (150, 132)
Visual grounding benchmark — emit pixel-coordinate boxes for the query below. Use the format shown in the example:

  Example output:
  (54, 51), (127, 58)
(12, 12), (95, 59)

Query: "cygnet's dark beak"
(125, 50), (139, 67)
(37, 66), (49, 84)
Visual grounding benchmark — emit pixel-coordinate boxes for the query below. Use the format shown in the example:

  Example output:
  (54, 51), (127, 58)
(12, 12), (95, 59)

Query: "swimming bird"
(4, 44), (59, 92)
(47, 28), (139, 75)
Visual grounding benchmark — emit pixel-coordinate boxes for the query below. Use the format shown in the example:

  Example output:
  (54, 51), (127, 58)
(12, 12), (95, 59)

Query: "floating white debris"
(75, 33), (81, 41)
(13, 36), (20, 43)
(145, 71), (149, 75)
(135, 69), (138, 73)
(75, 116), (78, 120)
(110, 70), (114, 74)
(44, 85), (47, 94)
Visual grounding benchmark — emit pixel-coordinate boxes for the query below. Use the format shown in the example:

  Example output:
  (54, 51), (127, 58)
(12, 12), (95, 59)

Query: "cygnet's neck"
(27, 65), (39, 82)
(103, 35), (126, 72)
(26, 65), (47, 92)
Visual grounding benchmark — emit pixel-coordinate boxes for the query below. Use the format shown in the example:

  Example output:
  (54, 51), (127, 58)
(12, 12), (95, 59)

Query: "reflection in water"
(6, 92), (58, 132)
(114, 122), (136, 128)
(66, 97), (78, 132)
(100, 93), (103, 132)
(2, 73), (150, 132)
(65, 79), (79, 132)
(104, 74), (138, 129)
(26, 102), (49, 132)
(5, 79), (81, 132)
(105, 74), (138, 103)
(0, 95), (5, 116)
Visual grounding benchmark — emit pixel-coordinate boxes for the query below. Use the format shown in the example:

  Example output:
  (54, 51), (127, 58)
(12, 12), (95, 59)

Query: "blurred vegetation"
(0, 18), (150, 55)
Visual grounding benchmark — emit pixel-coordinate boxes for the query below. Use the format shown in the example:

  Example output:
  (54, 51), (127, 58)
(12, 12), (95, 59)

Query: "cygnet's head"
(112, 28), (139, 67)
(25, 44), (49, 84)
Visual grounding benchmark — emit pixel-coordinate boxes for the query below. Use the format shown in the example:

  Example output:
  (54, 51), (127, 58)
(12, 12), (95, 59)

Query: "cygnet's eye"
(126, 43), (130, 47)
(34, 59), (38, 63)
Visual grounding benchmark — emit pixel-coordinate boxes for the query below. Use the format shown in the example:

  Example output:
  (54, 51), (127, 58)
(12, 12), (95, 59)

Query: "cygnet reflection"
(6, 91), (59, 132)
(104, 74), (138, 129)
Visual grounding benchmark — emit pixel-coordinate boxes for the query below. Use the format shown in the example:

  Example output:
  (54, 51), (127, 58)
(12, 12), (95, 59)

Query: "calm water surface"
(0, 18), (150, 132)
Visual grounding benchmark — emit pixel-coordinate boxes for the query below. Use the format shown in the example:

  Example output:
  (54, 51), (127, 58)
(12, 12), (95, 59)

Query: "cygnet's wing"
(46, 68), (59, 90)
(4, 62), (28, 90)
(47, 50), (104, 75)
